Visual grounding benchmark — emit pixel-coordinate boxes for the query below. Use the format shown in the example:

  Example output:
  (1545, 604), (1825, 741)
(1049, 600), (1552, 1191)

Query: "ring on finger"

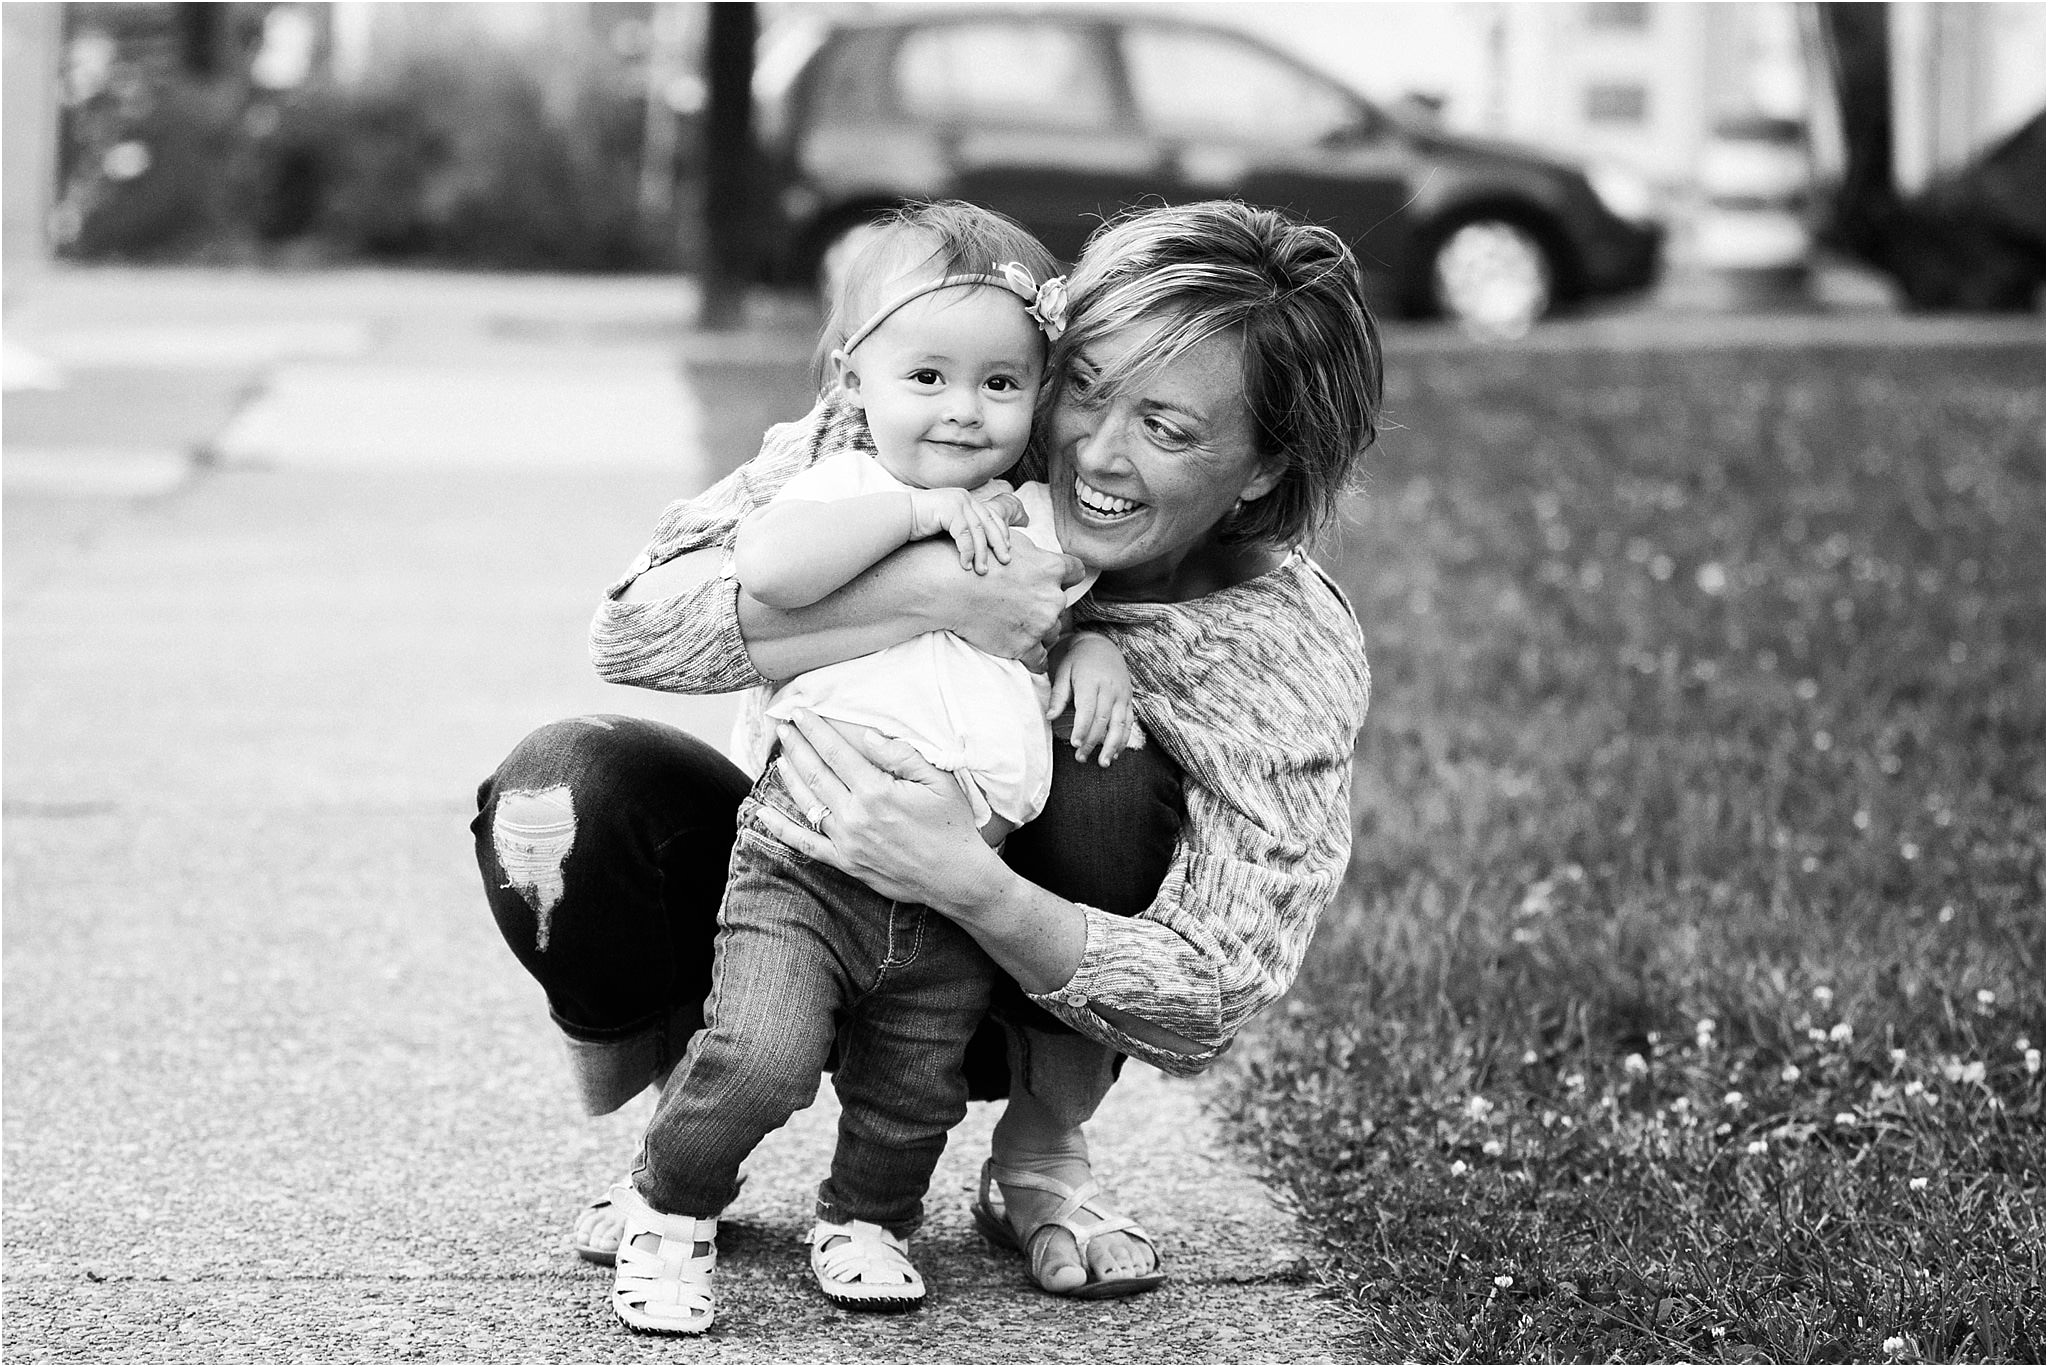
(803, 802), (830, 831)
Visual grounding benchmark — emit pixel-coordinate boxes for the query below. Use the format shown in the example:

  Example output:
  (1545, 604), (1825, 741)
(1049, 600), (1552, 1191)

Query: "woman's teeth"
(1074, 476), (1139, 519)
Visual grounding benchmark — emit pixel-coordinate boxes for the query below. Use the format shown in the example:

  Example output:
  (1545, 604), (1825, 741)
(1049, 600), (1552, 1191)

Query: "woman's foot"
(986, 1086), (1161, 1295)
(973, 1147), (1165, 1299)
(573, 1181), (630, 1265)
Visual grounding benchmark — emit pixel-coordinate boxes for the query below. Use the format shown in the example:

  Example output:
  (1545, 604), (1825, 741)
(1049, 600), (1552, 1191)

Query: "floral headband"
(839, 260), (1069, 356)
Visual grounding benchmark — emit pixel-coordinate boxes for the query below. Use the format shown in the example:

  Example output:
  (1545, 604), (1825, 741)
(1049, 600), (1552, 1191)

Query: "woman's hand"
(760, 710), (1015, 915)
(943, 540), (1084, 672)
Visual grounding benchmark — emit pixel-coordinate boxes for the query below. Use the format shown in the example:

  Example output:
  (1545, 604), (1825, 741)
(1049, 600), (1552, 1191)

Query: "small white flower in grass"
(1830, 1022), (1854, 1044)
(1903, 1080), (1924, 1097)
(1466, 1096), (1494, 1121)
(1715, 1122), (1732, 1136)
(1853, 809), (1871, 830)
(1891, 1048), (1907, 1067)
(2017, 1037), (2033, 1052)
(1564, 1072), (1585, 1090)
(1522, 1049), (1538, 1066)
(1812, 985), (1834, 1004)
(1808, 1027), (1829, 1043)
(2027, 1050), (2041, 1076)
(1834, 1111), (1857, 1125)
(1671, 1096), (1690, 1112)
(1960, 1061), (1984, 1084)
(1909, 1177), (1928, 1191)
(1746, 1139), (1768, 1156)
(1937, 904), (1955, 923)
(1483, 1140), (1505, 1157)
(1813, 730), (1832, 752)
(1900, 842), (1919, 860)
(1801, 855), (1821, 873)
(1450, 1160), (1468, 1176)
(1724, 1090), (1745, 1108)
(1493, 1274), (1514, 1289)
(1781, 1063), (1801, 1082)
(1883, 1336), (1906, 1357)
(1624, 1053), (1648, 1075)
(1975, 989), (1996, 1007)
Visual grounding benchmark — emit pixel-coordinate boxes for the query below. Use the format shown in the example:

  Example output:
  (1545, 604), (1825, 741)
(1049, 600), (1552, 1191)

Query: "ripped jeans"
(472, 713), (1184, 1203)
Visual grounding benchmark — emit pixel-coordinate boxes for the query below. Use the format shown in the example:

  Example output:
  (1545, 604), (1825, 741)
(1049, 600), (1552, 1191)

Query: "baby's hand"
(1047, 632), (1138, 766)
(909, 485), (1015, 574)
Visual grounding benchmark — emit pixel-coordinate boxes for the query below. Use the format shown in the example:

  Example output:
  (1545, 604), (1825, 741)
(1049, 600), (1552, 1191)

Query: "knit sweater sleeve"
(1024, 558), (1370, 1075)
(588, 399), (865, 694)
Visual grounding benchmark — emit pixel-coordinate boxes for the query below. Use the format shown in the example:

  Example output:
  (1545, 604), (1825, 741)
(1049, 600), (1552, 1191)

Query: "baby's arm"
(1046, 627), (1140, 767)
(736, 485), (1022, 609)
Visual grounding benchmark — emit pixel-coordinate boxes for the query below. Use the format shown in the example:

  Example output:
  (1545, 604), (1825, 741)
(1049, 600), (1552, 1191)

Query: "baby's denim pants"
(632, 765), (993, 1237)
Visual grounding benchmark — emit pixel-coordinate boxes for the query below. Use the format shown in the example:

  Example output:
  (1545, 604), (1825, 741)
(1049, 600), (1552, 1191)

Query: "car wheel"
(816, 218), (894, 312)
(1428, 218), (1554, 339)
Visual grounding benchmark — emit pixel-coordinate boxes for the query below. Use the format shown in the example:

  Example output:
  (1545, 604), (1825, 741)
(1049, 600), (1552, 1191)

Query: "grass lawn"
(1228, 338), (2045, 1363)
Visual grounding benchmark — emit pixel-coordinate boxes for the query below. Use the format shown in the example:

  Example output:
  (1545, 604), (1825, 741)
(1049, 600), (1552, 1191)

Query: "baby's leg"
(818, 908), (994, 1236)
(633, 833), (845, 1218)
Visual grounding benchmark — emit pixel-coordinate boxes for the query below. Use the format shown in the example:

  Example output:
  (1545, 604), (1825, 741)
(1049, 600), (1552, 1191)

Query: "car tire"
(1426, 216), (1555, 339)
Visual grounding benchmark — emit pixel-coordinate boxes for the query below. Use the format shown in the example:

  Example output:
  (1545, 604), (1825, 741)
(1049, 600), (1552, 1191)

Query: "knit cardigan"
(590, 399), (1371, 1075)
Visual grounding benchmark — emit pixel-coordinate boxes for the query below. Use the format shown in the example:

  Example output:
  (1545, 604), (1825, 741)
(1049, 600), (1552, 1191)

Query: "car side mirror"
(1322, 107), (1384, 148)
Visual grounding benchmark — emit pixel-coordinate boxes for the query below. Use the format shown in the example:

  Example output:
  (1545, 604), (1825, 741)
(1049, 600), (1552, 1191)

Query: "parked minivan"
(752, 6), (1665, 334)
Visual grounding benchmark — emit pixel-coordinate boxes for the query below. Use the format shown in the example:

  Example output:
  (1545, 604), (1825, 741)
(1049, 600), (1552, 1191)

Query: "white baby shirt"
(742, 448), (1094, 829)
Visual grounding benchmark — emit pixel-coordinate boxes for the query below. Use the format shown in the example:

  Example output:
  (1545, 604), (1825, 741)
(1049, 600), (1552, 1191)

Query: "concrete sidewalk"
(2, 268), (1342, 1363)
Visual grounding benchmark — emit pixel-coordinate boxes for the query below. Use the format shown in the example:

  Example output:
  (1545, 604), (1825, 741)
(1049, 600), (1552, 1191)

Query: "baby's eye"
(908, 369), (943, 386)
(985, 375), (1022, 393)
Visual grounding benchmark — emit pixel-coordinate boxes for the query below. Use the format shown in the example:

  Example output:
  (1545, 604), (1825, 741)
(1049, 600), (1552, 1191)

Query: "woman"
(474, 199), (1382, 1300)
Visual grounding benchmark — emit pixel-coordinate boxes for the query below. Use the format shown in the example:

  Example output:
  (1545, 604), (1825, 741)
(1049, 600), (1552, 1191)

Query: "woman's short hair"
(814, 201), (1065, 390)
(1056, 200), (1383, 549)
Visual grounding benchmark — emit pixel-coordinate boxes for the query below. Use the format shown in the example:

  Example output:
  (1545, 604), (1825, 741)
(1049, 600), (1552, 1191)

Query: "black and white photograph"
(4, 1), (2042, 1361)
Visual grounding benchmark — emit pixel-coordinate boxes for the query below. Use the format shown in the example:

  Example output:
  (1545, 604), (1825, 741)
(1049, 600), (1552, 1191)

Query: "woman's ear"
(830, 349), (866, 408)
(1237, 458), (1284, 506)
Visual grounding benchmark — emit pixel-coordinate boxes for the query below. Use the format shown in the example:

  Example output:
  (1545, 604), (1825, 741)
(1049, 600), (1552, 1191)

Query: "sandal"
(809, 1218), (926, 1312)
(972, 1158), (1167, 1300)
(609, 1183), (717, 1336)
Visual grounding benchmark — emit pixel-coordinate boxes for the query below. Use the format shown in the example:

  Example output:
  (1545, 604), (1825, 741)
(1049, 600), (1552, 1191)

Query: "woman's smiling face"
(1046, 320), (1279, 598)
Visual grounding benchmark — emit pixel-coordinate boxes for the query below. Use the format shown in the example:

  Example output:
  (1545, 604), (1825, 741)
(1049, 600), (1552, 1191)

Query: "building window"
(1584, 3), (1650, 31)
(1585, 83), (1648, 124)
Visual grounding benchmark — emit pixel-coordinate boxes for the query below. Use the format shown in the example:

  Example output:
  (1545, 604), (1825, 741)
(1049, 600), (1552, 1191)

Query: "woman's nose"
(1072, 410), (1130, 475)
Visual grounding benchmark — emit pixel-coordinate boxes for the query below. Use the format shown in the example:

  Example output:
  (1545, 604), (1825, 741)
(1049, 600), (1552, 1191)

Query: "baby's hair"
(813, 201), (1063, 392)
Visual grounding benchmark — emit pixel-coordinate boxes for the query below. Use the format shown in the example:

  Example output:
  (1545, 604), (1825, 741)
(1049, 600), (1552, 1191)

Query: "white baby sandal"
(608, 1183), (717, 1335)
(809, 1218), (927, 1311)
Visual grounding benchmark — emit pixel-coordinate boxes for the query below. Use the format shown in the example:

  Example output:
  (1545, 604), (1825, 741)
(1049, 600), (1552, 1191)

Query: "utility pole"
(699, 2), (756, 330)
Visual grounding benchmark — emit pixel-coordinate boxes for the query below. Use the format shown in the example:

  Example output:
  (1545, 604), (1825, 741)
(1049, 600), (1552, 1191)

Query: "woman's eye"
(1143, 416), (1190, 448)
(1065, 366), (1105, 405)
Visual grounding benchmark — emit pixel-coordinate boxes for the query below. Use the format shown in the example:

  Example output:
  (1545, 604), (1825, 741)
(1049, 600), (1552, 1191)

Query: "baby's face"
(838, 286), (1044, 490)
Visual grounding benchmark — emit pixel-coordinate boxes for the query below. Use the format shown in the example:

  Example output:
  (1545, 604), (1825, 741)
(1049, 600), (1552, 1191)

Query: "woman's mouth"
(1073, 476), (1141, 521)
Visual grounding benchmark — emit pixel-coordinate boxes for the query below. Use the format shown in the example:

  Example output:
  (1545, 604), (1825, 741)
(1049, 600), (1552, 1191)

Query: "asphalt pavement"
(2, 265), (1347, 1363)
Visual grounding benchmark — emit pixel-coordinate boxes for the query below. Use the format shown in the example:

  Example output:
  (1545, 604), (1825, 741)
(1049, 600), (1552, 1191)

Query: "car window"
(807, 27), (894, 123)
(894, 22), (1116, 130)
(1122, 26), (1357, 144)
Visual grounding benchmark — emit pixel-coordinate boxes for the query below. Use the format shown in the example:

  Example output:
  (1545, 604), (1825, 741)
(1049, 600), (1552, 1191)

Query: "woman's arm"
(758, 711), (1207, 1061)
(592, 400), (1072, 692)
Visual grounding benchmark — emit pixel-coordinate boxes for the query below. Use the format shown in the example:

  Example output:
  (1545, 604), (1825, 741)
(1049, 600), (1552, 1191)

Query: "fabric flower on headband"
(997, 261), (1069, 341)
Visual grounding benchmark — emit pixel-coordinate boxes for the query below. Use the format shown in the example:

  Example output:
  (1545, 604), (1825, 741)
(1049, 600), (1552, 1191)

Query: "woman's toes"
(1029, 1228), (1088, 1294)
(1090, 1231), (1154, 1281)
